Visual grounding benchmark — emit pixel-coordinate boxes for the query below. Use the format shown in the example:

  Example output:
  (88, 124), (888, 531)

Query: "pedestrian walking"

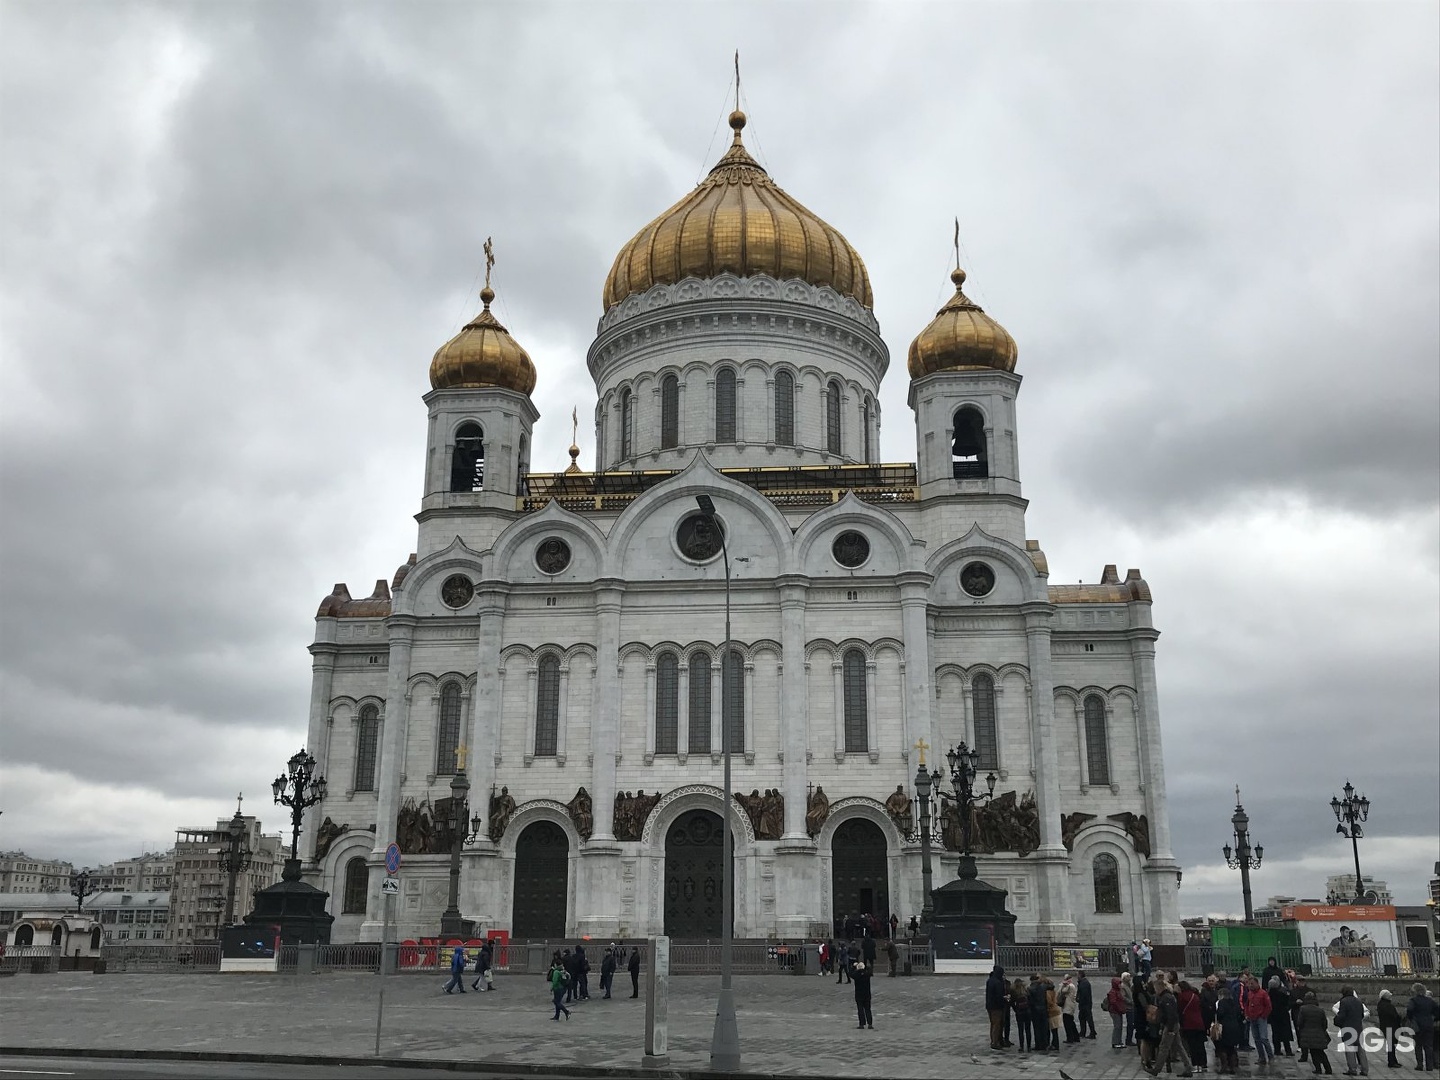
(1377, 990), (1402, 1070)
(1138, 938), (1154, 978)
(470, 941), (492, 991)
(1334, 985), (1368, 1077)
(1121, 970), (1137, 1046)
(885, 937), (899, 978)
(1105, 976), (1127, 1048)
(1060, 973), (1081, 1043)
(548, 956), (571, 1021)
(852, 959), (874, 1029)
(628, 945), (641, 998)
(835, 938), (851, 983)
(1150, 979), (1194, 1077)
(1243, 973), (1274, 1068)
(986, 964), (1009, 1050)
(1077, 969), (1096, 1040)
(1178, 979), (1209, 1074)
(574, 943), (590, 1000)
(442, 944), (467, 995)
(1269, 976), (1293, 1057)
(1012, 977), (1033, 1052)
(1214, 985), (1246, 1076)
(1405, 982), (1438, 1071)
(1296, 991), (1333, 1075)
(600, 946), (616, 999)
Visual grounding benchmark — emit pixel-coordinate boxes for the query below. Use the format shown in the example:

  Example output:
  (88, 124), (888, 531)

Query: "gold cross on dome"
(482, 237), (494, 290)
(914, 737), (930, 767)
(455, 744), (469, 772)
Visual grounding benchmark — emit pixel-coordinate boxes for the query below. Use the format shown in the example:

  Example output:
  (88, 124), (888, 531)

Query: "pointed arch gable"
(816, 796), (903, 852)
(639, 783), (757, 848)
(924, 525), (1048, 603)
(487, 498), (608, 581)
(389, 535), (486, 614)
(792, 493), (925, 577)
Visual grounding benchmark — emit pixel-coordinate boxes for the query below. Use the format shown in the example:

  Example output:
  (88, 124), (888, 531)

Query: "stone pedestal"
(243, 859), (335, 947)
(928, 855), (1016, 961)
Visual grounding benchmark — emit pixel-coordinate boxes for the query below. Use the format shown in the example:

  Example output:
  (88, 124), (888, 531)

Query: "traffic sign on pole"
(381, 876), (399, 895)
(385, 843), (401, 875)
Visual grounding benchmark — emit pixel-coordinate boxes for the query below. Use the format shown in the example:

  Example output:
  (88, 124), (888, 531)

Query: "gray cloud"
(2, 1), (1436, 910)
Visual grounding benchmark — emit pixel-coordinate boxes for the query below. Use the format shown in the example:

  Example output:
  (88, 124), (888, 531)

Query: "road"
(0, 1057), (584, 1080)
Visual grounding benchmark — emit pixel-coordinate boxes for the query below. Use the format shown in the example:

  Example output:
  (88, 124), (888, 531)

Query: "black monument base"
(242, 859), (335, 947)
(928, 855), (1018, 962)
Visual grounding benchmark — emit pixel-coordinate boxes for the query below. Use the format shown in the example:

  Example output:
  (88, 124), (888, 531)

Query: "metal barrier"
(99, 944), (221, 972)
(1188, 944), (1437, 979)
(0, 946), (60, 974)
(995, 945), (1055, 972)
(317, 943), (380, 972)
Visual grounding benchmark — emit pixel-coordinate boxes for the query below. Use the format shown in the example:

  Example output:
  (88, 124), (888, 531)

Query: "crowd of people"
(985, 954), (1438, 1076)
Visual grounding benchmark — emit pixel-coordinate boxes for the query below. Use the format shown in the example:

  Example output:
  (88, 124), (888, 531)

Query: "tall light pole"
(695, 493), (739, 1073)
(906, 741), (937, 925)
(272, 748), (327, 883)
(218, 794), (253, 928)
(70, 867), (95, 915)
(1222, 786), (1263, 924)
(439, 745), (475, 938)
(1330, 780), (1370, 899)
(938, 741), (996, 870)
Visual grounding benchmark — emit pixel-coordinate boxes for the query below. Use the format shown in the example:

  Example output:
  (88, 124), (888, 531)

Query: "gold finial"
(456, 744), (468, 772)
(951, 218), (966, 289)
(565, 406), (581, 474)
(914, 737), (930, 767)
(480, 237), (495, 306)
(728, 50), (747, 138)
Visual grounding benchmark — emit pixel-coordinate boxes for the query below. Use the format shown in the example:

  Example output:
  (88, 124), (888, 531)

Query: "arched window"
(620, 388), (634, 460)
(842, 647), (868, 753)
(1084, 694), (1110, 786)
(655, 652), (679, 755)
(971, 674), (998, 770)
(517, 434), (530, 496)
(774, 370), (795, 446)
(862, 397), (873, 463)
(342, 857), (368, 915)
(722, 647), (745, 753)
(535, 654), (561, 757)
(436, 683), (462, 775)
(90, 926), (102, 950)
(660, 374), (679, 449)
(14, 924), (33, 948)
(715, 368), (737, 443)
(826, 380), (843, 455)
(688, 652), (712, 754)
(1093, 852), (1122, 913)
(355, 704), (380, 792)
(51, 924), (63, 947)
(450, 422), (484, 492)
(952, 407), (988, 478)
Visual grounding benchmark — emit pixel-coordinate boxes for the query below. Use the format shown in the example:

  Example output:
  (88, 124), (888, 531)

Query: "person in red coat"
(1242, 974), (1274, 1067)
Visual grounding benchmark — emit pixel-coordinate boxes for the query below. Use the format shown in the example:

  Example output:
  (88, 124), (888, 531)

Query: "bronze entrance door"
(664, 809), (724, 939)
(831, 818), (889, 929)
(512, 820), (568, 938)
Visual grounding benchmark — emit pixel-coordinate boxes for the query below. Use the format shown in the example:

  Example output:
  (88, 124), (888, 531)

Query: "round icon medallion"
(535, 537), (572, 575)
(440, 574), (474, 608)
(676, 512), (724, 562)
(959, 561), (996, 597)
(832, 530), (871, 568)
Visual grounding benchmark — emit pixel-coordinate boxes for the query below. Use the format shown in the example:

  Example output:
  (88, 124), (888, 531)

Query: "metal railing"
(0, 945), (60, 974)
(317, 943), (381, 972)
(100, 944), (221, 972)
(1188, 945), (1437, 978)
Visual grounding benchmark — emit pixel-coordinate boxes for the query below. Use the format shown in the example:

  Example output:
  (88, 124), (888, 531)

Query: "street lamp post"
(910, 746), (936, 925)
(1222, 786), (1264, 924)
(218, 794), (254, 928)
(1330, 780), (1371, 900)
(439, 746), (476, 938)
(69, 867), (95, 915)
(272, 748), (327, 883)
(937, 741), (997, 869)
(695, 493), (739, 1073)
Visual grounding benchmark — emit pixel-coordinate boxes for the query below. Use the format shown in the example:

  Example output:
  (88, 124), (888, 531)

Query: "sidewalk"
(0, 970), (1308, 1078)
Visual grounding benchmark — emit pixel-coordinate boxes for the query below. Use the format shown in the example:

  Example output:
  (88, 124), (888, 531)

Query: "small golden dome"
(429, 286), (537, 394)
(602, 110), (873, 311)
(907, 266), (1018, 379)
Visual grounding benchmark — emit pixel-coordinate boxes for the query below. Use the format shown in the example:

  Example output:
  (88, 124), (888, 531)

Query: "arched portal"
(90, 926), (102, 951)
(51, 924), (63, 947)
(831, 817), (889, 931)
(512, 821), (569, 938)
(14, 924), (34, 948)
(664, 808), (724, 939)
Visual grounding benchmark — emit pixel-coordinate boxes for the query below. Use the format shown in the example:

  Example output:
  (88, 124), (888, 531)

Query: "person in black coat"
(852, 958), (874, 1029)
(1027, 974), (1050, 1053)
(573, 944), (590, 1000)
(1377, 990), (1404, 1069)
(1268, 977), (1294, 1056)
(599, 947), (616, 999)
(627, 946), (641, 999)
(1214, 985), (1246, 1075)
(1077, 971), (1096, 1039)
(985, 965), (1009, 1050)
(1407, 983), (1439, 1072)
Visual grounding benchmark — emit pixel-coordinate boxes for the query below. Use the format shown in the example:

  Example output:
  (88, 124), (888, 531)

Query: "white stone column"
(361, 617), (415, 941)
(591, 583), (624, 840)
(677, 660), (690, 763)
(1022, 603), (1077, 941)
(710, 657), (722, 763)
(864, 659), (879, 762)
(743, 660), (755, 762)
(764, 376), (775, 445)
(778, 580), (810, 839)
(470, 585), (507, 843)
(831, 658), (845, 761)
(1130, 615), (1182, 942)
(557, 664), (570, 766)
(643, 658), (657, 765)
(301, 640), (338, 865)
(897, 575), (934, 766)
(524, 665), (538, 763)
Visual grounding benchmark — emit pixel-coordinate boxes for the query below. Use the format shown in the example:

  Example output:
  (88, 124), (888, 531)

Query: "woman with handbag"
(1213, 985), (1245, 1076)
(1179, 980), (1209, 1073)
(1106, 976), (1127, 1049)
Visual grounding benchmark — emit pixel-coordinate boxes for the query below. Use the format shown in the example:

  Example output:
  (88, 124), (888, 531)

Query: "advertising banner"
(1053, 947), (1100, 970)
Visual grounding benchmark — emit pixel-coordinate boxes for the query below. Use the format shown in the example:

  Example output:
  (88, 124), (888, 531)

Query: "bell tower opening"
(450, 422), (485, 492)
(951, 406), (987, 479)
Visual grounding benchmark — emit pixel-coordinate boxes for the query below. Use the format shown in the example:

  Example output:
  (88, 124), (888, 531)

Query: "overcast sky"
(2, 1), (1436, 919)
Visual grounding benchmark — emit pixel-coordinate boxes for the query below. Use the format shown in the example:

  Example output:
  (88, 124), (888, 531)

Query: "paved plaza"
(0, 969), (1397, 1079)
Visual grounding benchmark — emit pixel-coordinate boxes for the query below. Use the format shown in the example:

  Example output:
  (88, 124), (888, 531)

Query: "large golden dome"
(602, 111), (873, 312)
(429, 286), (537, 394)
(907, 267), (1017, 379)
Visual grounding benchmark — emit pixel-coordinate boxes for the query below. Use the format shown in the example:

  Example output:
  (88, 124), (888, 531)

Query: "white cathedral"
(299, 109), (1183, 946)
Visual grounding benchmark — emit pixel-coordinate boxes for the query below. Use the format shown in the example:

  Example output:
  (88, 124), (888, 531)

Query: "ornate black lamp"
(1330, 780), (1370, 900)
(439, 745), (472, 938)
(1222, 786), (1263, 923)
(940, 740), (997, 864)
(218, 794), (253, 928)
(273, 747), (327, 880)
(905, 741), (941, 925)
(70, 867), (95, 914)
